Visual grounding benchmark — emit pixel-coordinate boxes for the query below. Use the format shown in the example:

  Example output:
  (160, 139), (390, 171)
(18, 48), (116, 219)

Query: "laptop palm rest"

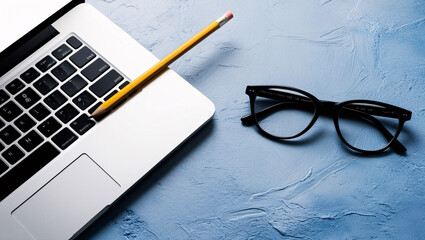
(11, 154), (120, 240)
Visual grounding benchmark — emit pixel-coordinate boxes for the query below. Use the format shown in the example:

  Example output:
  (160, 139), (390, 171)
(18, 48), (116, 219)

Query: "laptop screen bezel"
(0, 0), (84, 78)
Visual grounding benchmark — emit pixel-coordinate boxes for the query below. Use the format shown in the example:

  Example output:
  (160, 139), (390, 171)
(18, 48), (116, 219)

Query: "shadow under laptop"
(76, 120), (215, 239)
(77, 43), (237, 239)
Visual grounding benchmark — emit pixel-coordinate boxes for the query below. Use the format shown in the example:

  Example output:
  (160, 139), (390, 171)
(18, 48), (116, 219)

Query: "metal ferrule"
(216, 15), (229, 27)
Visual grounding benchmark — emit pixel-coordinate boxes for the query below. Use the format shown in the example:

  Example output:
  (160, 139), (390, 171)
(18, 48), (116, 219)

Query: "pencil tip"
(91, 107), (106, 119)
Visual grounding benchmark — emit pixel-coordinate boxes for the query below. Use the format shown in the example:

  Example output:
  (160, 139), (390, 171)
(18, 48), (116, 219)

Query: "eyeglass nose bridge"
(320, 101), (338, 117)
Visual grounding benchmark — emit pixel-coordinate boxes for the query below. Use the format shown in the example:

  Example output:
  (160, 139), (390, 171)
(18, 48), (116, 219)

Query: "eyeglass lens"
(337, 103), (400, 151)
(253, 88), (316, 138)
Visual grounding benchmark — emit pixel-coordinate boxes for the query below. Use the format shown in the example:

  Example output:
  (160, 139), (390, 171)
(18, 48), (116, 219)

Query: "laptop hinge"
(0, 25), (59, 77)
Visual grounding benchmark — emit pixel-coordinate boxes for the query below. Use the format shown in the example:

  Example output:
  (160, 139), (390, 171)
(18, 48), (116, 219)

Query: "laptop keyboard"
(0, 35), (130, 202)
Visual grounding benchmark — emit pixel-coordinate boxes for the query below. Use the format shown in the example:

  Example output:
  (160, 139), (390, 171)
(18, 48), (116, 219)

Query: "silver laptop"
(0, 1), (215, 239)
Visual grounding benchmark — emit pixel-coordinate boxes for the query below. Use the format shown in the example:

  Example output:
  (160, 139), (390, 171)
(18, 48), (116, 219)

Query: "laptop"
(0, 1), (215, 239)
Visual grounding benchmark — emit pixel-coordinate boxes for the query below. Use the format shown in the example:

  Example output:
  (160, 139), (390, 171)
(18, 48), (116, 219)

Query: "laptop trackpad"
(12, 154), (120, 240)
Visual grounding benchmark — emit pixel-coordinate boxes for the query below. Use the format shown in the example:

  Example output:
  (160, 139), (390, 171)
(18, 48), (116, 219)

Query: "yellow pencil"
(91, 11), (233, 118)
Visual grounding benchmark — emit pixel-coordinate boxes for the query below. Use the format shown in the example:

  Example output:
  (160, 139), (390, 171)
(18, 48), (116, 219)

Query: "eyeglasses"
(241, 86), (411, 154)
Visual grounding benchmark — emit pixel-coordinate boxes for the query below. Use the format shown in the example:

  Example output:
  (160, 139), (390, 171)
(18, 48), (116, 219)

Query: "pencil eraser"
(225, 11), (233, 20)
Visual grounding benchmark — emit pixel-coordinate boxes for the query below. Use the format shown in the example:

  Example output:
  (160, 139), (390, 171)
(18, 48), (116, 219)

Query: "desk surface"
(80, 0), (425, 238)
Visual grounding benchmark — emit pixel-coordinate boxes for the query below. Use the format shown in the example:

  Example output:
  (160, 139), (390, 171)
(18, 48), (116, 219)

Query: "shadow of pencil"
(171, 42), (239, 83)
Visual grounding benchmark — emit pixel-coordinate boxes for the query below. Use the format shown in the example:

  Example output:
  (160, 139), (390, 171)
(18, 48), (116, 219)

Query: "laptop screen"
(0, 0), (72, 53)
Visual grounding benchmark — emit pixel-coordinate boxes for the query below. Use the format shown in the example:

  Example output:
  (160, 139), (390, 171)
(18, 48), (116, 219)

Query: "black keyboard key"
(66, 36), (82, 49)
(89, 70), (123, 97)
(88, 102), (102, 114)
(71, 114), (95, 135)
(56, 104), (79, 123)
(20, 67), (40, 83)
(52, 128), (78, 150)
(0, 101), (23, 122)
(34, 74), (58, 95)
(0, 142), (60, 202)
(44, 90), (67, 110)
(2, 145), (24, 165)
(15, 88), (41, 109)
(81, 58), (109, 81)
(0, 89), (10, 105)
(73, 91), (95, 110)
(61, 75), (87, 97)
(0, 125), (21, 145)
(104, 90), (118, 101)
(14, 114), (36, 133)
(6, 79), (25, 95)
(18, 130), (43, 152)
(0, 119), (4, 129)
(29, 103), (50, 121)
(119, 81), (130, 90)
(52, 44), (72, 60)
(70, 46), (96, 68)
(0, 142), (4, 151)
(35, 55), (56, 72)
(38, 117), (61, 137)
(0, 159), (7, 175)
(51, 60), (76, 81)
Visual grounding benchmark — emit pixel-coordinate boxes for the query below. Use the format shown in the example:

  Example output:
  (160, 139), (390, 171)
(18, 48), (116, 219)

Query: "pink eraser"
(225, 11), (233, 20)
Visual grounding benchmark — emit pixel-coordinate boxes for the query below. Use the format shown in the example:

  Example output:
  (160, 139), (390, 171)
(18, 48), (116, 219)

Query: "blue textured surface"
(80, 0), (425, 239)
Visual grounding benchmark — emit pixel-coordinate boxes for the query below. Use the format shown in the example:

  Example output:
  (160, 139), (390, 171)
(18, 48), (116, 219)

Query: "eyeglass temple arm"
(341, 108), (406, 153)
(256, 89), (406, 119)
(323, 101), (406, 153)
(241, 102), (298, 125)
(241, 90), (406, 153)
(241, 90), (317, 125)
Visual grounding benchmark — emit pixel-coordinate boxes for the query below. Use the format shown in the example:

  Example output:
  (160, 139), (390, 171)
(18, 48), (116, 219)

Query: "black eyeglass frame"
(241, 85), (412, 154)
